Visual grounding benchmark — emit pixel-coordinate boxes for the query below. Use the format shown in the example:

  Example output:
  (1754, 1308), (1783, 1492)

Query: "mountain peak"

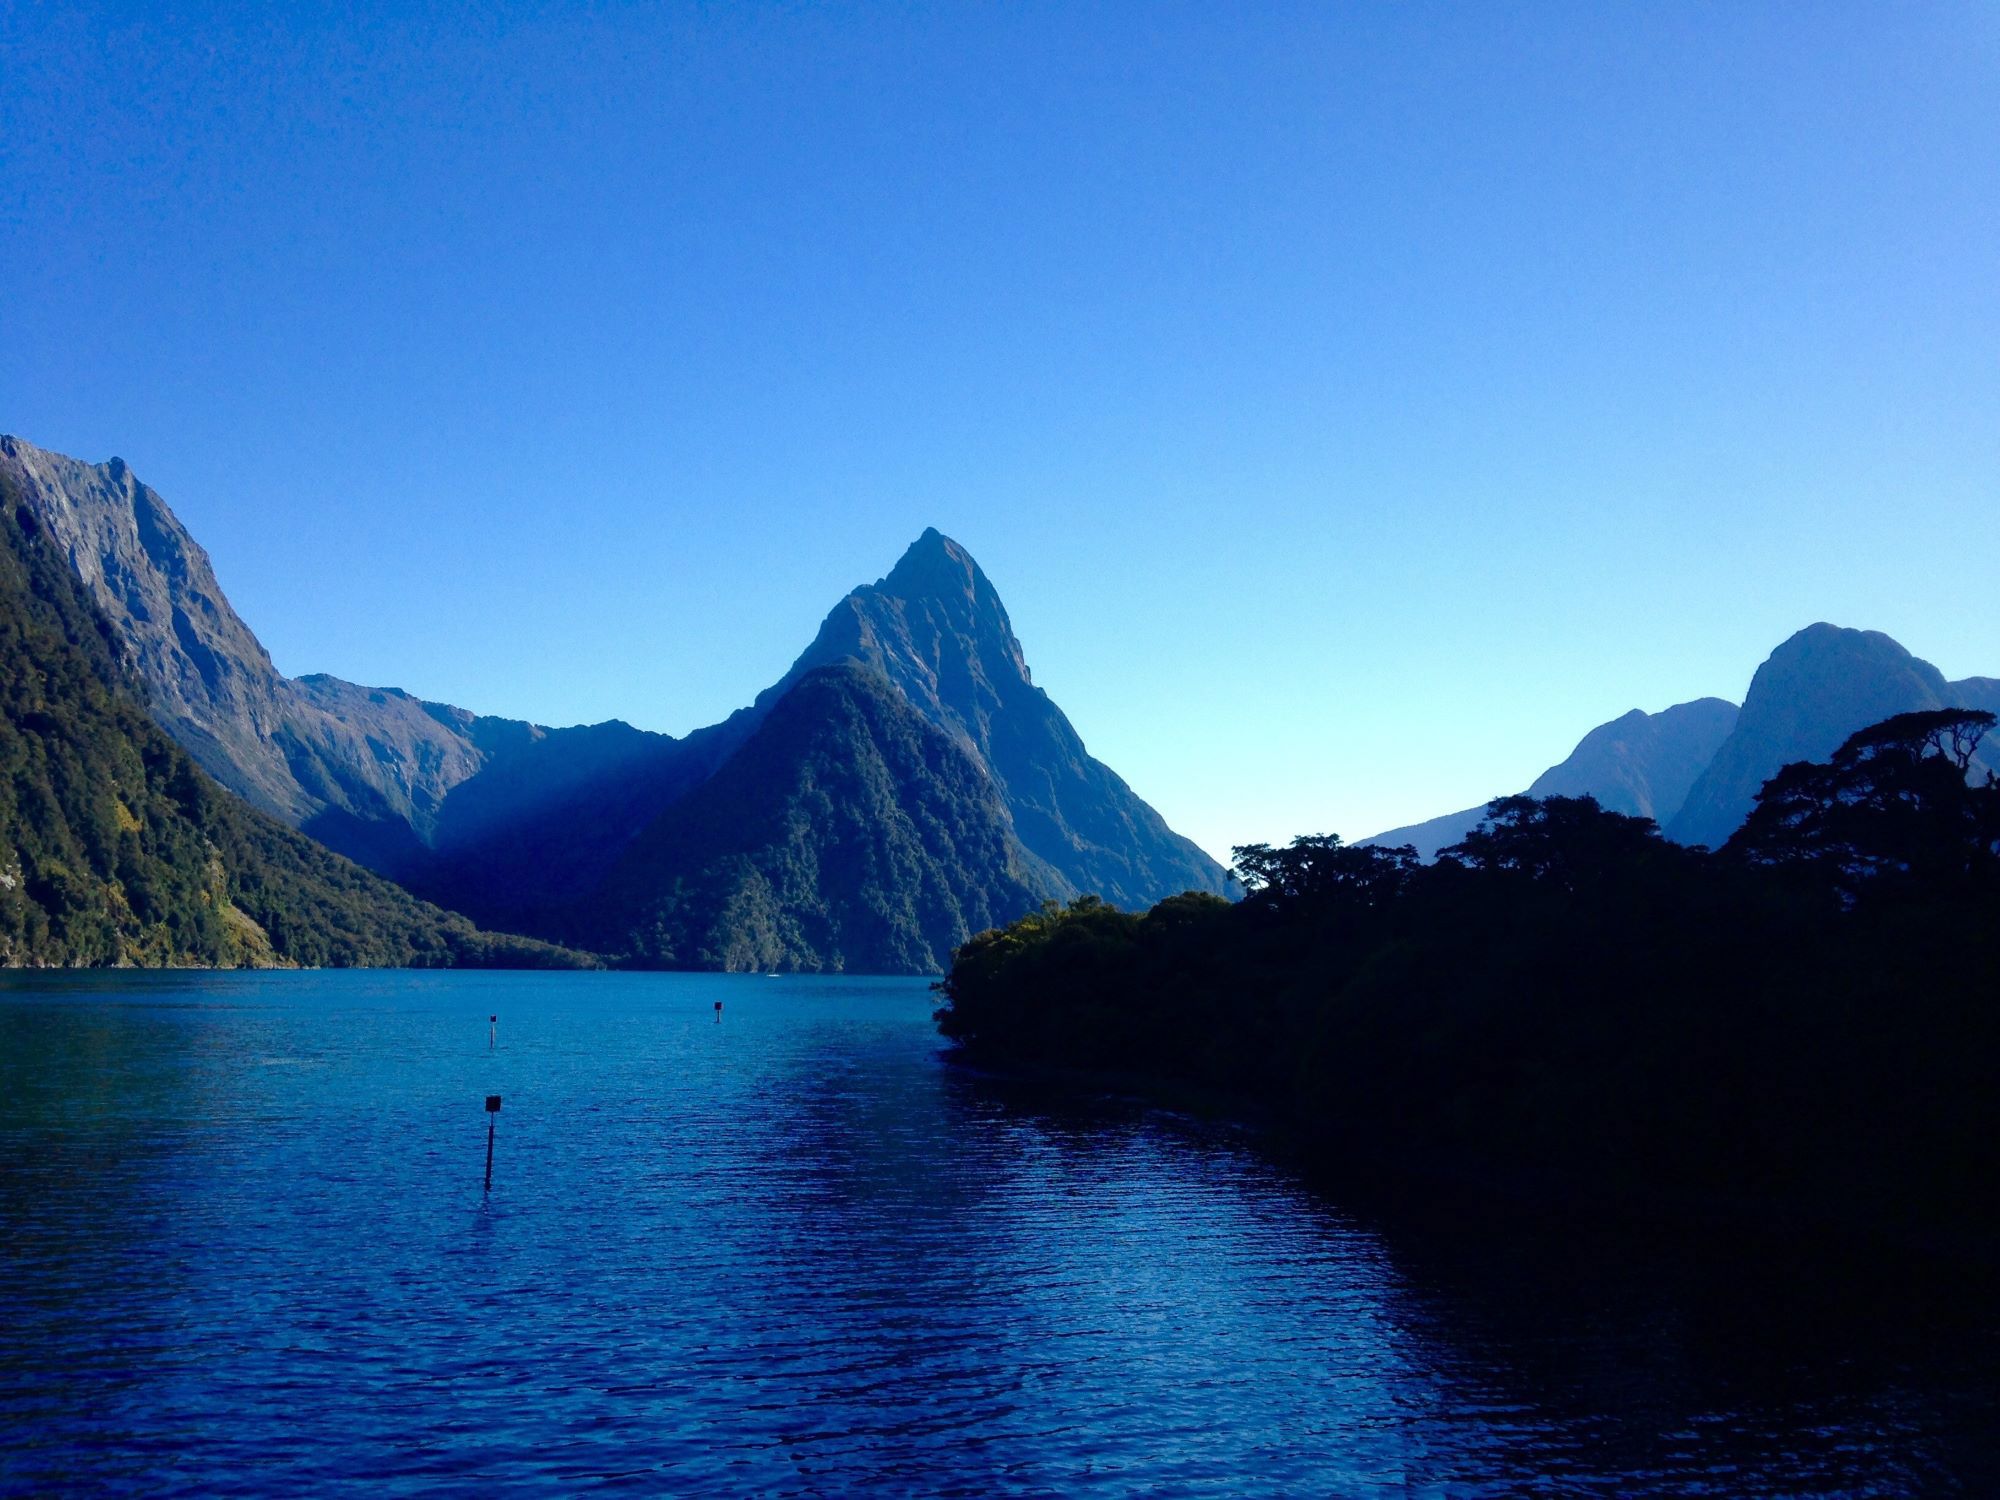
(1665, 623), (1960, 847)
(880, 526), (981, 601)
(1774, 621), (1910, 660)
(749, 523), (1229, 907)
(774, 526), (1030, 717)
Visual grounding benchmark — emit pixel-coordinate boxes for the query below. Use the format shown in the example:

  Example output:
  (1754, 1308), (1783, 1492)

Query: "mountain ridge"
(1667, 623), (1999, 848)
(0, 469), (589, 969)
(2, 436), (1227, 970)
(1367, 696), (1740, 859)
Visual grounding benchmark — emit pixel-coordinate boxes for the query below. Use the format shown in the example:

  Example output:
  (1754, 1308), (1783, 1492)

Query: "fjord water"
(2, 974), (1994, 1496)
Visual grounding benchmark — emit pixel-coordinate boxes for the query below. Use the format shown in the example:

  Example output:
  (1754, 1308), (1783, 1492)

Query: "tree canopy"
(938, 714), (2000, 1249)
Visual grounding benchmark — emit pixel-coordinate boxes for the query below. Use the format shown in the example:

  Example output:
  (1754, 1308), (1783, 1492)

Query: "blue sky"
(5, 2), (1996, 862)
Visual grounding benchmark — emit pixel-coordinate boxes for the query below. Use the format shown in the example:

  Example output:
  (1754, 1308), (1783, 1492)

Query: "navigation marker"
(484, 1095), (502, 1190)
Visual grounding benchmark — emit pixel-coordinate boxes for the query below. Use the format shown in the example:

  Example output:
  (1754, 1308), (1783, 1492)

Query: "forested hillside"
(0, 490), (590, 969)
(587, 664), (1053, 973)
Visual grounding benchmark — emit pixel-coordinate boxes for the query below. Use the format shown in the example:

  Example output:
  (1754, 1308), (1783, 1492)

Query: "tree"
(1727, 708), (1999, 897)
(1230, 835), (1421, 912)
(1441, 794), (1671, 891)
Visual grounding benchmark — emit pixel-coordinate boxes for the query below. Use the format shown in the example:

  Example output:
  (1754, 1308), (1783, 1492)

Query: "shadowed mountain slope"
(582, 663), (1055, 973)
(730, 529), (1231, 907)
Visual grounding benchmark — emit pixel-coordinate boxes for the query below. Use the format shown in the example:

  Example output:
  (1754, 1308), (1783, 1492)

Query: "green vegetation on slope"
(938, 709), (2000, 1246)
(587, 663), (1051, 973)
(0, 494), (592, 968)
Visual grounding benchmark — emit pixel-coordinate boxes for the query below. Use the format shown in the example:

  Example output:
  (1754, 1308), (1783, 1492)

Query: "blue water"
(1, 971), (1995, 1496)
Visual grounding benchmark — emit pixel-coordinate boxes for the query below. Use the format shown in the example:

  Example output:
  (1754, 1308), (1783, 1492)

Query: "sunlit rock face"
(0, 435), (512, 849)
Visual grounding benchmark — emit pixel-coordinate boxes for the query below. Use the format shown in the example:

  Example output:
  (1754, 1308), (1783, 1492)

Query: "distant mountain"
(1667, 624), (2000, 848)
(0, 484), (587, 968)
(1372, 625), (1999, 859)
(1948, 676), (2000, 719)
(1368, 697), (1739, 859)
(584, 664), (1055, 973)
(4, 437), (1227, 971)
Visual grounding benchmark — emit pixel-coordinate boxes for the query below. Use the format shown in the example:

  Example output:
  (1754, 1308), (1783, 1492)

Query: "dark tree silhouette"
(1441, 794), (1675, 890)
(938, 713), (2000, 1251)
(1728, 708), (1999, 897)
(1232, 835), (1421, 911)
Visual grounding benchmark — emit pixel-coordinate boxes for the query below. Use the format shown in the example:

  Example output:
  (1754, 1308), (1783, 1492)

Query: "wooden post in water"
(714, 999), (723, 1022)
(484, 1095), (502, 1190)
(489, 1014), (497, 1051)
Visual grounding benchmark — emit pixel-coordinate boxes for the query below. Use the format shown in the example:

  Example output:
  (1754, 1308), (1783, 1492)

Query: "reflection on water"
(0, 970), (1995, 1496)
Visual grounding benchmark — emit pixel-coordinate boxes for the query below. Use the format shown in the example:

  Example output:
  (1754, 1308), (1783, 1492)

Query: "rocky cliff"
(0, 436), (529, 842)
(0, 472), (586, 969)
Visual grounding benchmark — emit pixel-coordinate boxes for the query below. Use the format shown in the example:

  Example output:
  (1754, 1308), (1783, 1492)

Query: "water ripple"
(1, 970), (1995, 1496)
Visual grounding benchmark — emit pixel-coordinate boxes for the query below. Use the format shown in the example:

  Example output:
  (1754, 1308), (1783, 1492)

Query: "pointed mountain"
(405, 527), (1231, 939)
(1368, 697), (1739, 859)
(1666, 624), (1999, 848)
(732, 528), (1231, 907)
(582, 663), (1056, 973)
